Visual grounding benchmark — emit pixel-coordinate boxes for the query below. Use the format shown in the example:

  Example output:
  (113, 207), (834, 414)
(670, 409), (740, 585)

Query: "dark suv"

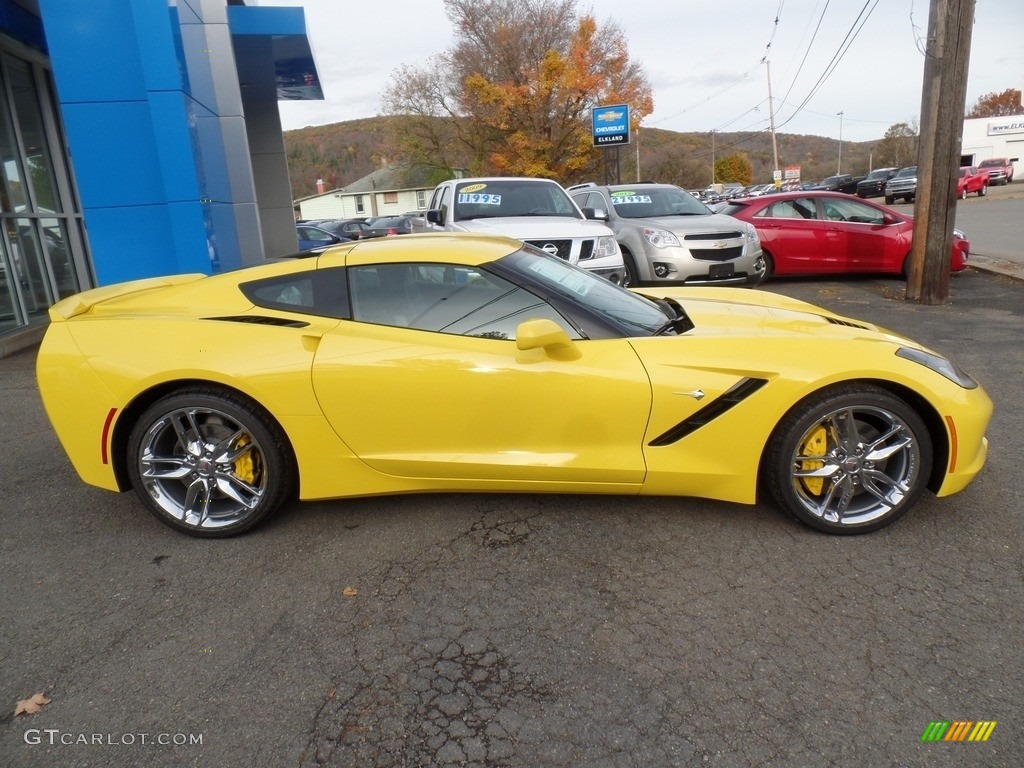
(856, 168), (899, 198)
(810, 174), (864, 194)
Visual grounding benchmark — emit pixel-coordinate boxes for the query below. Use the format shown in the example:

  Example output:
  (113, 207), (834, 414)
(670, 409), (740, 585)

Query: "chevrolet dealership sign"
(592, 104), (630, 146)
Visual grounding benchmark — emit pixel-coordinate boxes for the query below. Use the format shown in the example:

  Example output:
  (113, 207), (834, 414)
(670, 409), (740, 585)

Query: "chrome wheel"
(128, 389), (295, 537)
(766, 386), (932, 534)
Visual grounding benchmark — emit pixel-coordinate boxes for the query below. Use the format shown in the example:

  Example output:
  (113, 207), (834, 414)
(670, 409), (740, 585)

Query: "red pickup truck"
(977, 157), (1015, 185)
(957, 166), (989, 199)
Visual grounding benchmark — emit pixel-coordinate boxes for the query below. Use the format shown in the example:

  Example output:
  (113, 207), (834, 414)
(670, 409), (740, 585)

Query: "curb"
(966, 253), (1024, 283)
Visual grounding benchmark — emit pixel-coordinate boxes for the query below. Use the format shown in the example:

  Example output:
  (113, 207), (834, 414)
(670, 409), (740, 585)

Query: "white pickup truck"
(415, 176), (626, 283)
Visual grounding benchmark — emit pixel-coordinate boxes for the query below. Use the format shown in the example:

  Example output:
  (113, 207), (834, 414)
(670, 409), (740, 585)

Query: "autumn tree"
(381, 0), (653, 181)
(966, 88), (1023, 118)
(715, 152), (753, 186)
(874, 121), (919, 168)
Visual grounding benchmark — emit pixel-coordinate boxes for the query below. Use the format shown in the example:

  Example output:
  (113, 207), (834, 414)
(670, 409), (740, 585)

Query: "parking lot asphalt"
(2, 268), (1022, 767)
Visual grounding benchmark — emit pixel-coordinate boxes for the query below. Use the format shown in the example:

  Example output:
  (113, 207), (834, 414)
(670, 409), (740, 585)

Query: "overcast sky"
(272, 0), (1024, 144)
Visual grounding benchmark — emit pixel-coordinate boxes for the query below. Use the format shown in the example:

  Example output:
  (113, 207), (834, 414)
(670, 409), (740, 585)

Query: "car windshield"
(866, 169), (890, 179)
(607, 186), (710, 218)
(492, 247), (691, 336)
(894, 167), (917, 178)
(978, 159), (1002, 168)
(453, 179), (582, 221)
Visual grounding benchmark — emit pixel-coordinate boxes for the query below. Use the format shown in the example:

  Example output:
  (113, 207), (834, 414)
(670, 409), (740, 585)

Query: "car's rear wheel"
(884, 195), (895, 205)
(764, 385), (932, 534)
(127, 388), (296, 537)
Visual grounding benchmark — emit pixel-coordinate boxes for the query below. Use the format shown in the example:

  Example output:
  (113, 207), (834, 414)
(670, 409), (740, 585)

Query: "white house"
(962, 113), (1024, 176)
(296, 165), (435, 221)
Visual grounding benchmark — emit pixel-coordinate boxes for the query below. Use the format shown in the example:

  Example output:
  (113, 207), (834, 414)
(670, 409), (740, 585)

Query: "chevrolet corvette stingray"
(36, 234), (992, 537)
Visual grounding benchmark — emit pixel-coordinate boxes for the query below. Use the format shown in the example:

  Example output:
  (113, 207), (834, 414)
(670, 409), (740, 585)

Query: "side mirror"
(516, 318), (579, 359)
(426, 209), (444, 225)
(582, 207), (609, 221)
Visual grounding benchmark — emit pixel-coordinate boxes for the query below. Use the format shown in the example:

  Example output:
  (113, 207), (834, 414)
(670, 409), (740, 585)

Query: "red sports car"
(719, 191), (969, 278)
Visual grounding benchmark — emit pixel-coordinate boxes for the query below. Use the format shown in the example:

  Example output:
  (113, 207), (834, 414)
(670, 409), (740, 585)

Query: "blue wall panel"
(84, 206), (178, 285)
(59, 101), (167, 208)
(38, 0), (148, 103)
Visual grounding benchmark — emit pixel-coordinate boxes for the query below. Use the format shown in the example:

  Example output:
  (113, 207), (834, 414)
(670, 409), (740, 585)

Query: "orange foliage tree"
(966, 88), (1023, 119)
(382, 0), (652, 182)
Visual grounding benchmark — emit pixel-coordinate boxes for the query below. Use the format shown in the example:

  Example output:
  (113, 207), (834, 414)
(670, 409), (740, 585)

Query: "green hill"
(284, 118), (880, 198)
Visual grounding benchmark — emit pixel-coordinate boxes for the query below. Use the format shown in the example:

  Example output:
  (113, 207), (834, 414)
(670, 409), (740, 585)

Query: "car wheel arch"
(756, 378), (950, 501)
(110, 379), (298, 495)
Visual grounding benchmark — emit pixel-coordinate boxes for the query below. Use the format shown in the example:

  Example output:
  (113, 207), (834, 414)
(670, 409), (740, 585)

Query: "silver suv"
(569, 183), (765, 287)
(884, 166), (918, 205)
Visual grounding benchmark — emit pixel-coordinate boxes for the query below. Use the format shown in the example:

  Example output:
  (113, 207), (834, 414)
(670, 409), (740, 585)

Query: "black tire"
(620, 248), (640, 288)
(884, 196), (895, 205)
(764, 385), (932, 535)
(960, 187), (967, 200)
(127, 387), (296, 537)
(761, 250), (775, 280)
(979, 184), (987, 197)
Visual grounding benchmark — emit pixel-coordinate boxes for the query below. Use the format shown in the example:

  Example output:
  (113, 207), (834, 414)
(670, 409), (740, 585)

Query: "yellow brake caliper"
(232, 436), (258, 485)
(799, 426), (828, 495)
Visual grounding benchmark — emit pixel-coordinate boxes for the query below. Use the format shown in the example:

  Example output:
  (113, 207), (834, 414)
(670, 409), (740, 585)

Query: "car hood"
(644, 286), (920, 346)
(451, 217), (613, 238)
(623, 213), (747, 234)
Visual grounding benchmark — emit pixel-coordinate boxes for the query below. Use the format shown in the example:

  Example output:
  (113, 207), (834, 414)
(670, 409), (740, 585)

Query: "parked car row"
(296, 213), (428, 251)
(299, 171), (973, 282)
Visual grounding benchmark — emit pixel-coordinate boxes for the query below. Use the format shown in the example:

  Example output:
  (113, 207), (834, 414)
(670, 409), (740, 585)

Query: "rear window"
(717, 202), (752, 216)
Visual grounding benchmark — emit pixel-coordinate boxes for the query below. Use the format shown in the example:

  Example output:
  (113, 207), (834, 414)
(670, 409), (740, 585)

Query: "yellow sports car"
(37, 234), (992, 538)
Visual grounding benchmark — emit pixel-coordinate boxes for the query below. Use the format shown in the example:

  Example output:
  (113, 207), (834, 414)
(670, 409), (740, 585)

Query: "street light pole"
(837, 111), (844, 174)
(711, 129), (716, 186)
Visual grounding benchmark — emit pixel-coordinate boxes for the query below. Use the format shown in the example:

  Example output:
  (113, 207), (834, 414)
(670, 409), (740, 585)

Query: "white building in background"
(962, 114), (1024, 176)
(295, 165), (433, 221)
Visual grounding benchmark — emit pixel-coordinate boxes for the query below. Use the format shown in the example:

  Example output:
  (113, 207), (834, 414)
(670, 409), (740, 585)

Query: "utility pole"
(766, 60), (780, 185)
(906, 0), (975, 304)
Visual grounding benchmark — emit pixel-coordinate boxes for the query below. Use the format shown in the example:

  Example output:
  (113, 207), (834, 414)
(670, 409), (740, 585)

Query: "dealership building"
(0, 0), (321, 354)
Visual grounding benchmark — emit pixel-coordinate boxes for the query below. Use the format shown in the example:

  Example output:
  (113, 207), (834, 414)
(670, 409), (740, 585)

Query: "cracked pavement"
(1, 269), (1021, 767)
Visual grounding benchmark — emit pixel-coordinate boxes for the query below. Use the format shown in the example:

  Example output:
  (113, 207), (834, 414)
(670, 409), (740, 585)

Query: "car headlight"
(896, 347), (977, 389)
(643, 227), (681, 248)
(953, 228), (966, 241)
(594, 236), (620, 258)
(744, 222), (760, 246)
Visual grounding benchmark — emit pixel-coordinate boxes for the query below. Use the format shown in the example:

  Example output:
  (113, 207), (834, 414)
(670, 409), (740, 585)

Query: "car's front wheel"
(884, 195), (895, 205)
(127, 388), (296, 537)
(764, 385), (932, 534)
(979, 184), (987, 197)
(620, 247), (640, 288)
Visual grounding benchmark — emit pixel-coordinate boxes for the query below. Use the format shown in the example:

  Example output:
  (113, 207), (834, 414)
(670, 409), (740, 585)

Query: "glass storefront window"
(6, 55), (60, 213)
(40, 217), (77, 297)
(0, 44), (88, 338)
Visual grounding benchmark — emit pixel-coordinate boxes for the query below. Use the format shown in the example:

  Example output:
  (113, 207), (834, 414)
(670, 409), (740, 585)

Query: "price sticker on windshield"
(610, 194), (652, 205)
(457, 193), (502, 205)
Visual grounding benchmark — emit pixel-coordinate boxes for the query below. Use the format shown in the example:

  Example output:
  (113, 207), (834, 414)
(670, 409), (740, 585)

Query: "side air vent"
(823, 316), (870, 330)
(204, 315), (310, 328)
(649, 377), (768, 446)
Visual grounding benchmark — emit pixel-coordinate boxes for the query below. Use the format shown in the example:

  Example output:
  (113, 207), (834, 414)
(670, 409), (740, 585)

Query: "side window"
(842, 200), (885, 224)
(348, 262), (579, 341)
(436, 186), (451, 223)
(763, 198), (818, 220)
(240, 267), (349, 318)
